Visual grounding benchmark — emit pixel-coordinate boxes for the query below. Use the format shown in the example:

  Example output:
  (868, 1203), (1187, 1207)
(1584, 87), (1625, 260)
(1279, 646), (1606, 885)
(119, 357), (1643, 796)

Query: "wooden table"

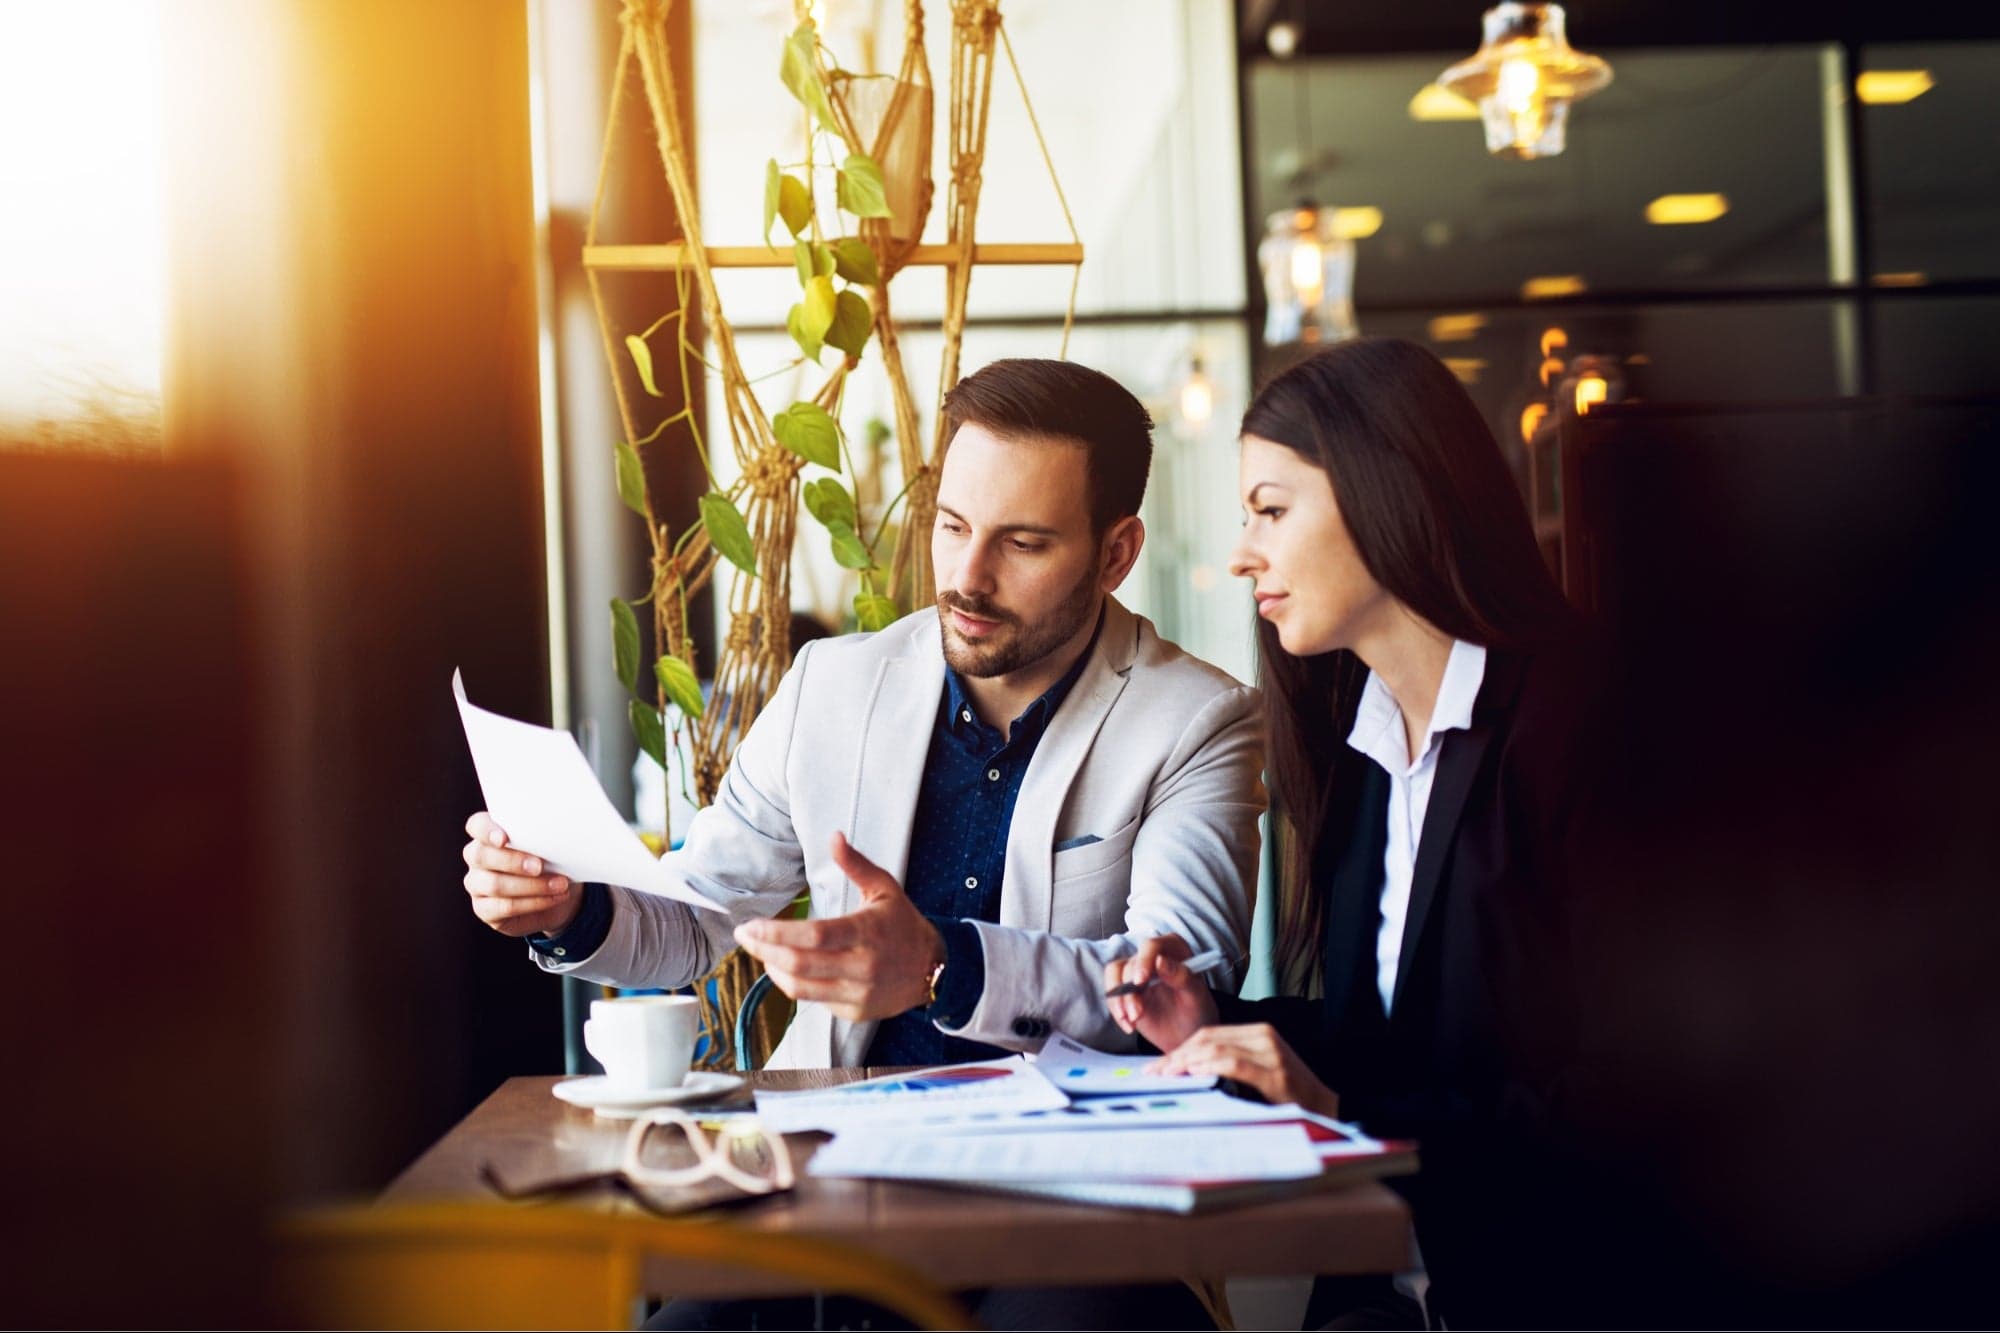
(384, 1072), (1416, 1298)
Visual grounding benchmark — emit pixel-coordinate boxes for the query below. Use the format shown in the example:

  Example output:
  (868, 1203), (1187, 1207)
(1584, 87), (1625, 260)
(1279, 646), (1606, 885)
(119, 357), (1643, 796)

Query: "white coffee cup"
(583, 995), (699, 1090)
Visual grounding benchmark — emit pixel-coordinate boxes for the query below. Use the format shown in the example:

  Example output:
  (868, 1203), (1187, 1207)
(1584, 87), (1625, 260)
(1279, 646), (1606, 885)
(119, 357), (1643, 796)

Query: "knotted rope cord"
(587, 0), (1075, 1068)
(861, 0), (938, 607)
(927, 0), (1003, 471)
(996, 17), (1083, 360)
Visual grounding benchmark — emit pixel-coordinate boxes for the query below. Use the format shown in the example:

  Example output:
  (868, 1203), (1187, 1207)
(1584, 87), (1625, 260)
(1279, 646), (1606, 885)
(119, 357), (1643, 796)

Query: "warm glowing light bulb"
(1520, 402), (1549, 442)
(1497, 57), (1541, 113)
(1290, 238), (1325, 301)
(1179, 362), (1214, 427)
(1574, 374), (1608, 415)
(1540, 327), (1569, 357)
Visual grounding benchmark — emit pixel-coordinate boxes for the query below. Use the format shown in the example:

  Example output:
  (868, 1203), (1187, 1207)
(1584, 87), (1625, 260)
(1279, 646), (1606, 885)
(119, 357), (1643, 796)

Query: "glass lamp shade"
(1258, 205), (1358, 347)
(1558, 353), (1625, 418)
(1437, 4), (1610, 159)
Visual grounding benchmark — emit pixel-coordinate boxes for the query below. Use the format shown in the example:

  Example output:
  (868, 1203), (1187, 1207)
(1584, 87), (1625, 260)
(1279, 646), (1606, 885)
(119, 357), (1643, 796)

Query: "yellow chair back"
(278, 1200), (975, 1330)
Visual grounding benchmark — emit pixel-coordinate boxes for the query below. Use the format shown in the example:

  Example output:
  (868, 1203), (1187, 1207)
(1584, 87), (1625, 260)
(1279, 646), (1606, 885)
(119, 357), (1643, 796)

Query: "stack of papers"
(754, 1056), (1069, 1135)
(765, 1035), (1417, 1214)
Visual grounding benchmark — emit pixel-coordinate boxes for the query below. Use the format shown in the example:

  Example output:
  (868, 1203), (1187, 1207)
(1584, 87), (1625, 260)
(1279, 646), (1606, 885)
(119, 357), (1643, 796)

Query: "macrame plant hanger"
(581, 0), (1081, 1069)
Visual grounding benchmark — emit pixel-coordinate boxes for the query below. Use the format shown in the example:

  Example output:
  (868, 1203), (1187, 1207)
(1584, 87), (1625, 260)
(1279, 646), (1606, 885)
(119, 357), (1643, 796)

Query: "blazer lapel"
(829, 622), (944, 1066)
(1389, 650), (1528, 1015)
(846, 630), (946, 911)
(1000, 599), (1137, 930)
(1320, 762), (1391, 1025)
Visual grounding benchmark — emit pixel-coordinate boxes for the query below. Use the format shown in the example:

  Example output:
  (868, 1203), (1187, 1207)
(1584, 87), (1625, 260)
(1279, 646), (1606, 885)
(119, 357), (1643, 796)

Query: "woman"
(1108, 337), (1601, 1327)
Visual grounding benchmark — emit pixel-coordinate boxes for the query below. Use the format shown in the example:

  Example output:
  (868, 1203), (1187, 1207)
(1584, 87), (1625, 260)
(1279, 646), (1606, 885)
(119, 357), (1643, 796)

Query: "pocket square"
(1053, 834), (1103, 852)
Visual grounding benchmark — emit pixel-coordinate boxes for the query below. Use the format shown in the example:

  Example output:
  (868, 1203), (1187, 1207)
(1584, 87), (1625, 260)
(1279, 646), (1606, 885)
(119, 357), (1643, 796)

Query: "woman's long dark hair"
(1243, 337), (1574, 993)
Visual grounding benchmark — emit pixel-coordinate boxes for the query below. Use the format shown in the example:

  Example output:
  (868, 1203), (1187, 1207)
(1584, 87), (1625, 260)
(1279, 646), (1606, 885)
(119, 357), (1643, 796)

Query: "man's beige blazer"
(533, 597), (1263, 1067)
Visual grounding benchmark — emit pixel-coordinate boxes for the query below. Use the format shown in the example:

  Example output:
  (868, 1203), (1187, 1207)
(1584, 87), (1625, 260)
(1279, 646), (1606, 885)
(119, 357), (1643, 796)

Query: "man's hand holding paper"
(453, 669), (728, 919)
(462, 811), (582, 938)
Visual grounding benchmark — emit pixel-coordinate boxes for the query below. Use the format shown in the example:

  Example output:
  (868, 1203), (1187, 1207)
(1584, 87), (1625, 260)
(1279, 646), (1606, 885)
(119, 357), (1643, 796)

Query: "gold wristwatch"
(925, 956), (947, 1007)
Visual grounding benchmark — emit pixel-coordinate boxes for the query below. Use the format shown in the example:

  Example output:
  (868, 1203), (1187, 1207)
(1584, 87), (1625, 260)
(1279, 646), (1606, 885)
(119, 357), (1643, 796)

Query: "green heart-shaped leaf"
(772, 401), (841, 469)
(778, 173), (812, 237)
(699, 492), (758, 576)
(803, 274), (837, 339)
(610, 597), (640, 693)
(779, 23), (842, 139)
(830, 237), (880, 285)
(826, 519), (874, 571)
(825, 289), (872, 358)
(763, 158), (781, 242)
(625, 333), (661, 397)
(613, 439), (648, 517)
(786, 302), (823, 363)
(792, 237), (834, 286)
(836, 152), (892, 219)
(628, 698), (667, 769)
(803, 476), (857, 531)
(854, 593), (899, 632)
(655, 653), (705, 720)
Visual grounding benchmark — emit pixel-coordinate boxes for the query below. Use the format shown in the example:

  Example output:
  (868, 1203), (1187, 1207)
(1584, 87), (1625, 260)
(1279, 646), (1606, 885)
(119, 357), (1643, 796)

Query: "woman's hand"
(1150, 1023), (1340, 1119)
(1103, 933), (1219, 1054)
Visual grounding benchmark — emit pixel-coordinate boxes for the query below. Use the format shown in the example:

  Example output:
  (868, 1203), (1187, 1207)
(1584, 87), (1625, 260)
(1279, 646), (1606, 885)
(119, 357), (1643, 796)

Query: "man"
(462, 357), (1262, 1068)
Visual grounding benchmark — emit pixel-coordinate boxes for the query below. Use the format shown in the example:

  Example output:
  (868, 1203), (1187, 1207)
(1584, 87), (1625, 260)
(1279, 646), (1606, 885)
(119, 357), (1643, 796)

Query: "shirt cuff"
(926, 915), (986, 1029)
(528, 882), (612, 961)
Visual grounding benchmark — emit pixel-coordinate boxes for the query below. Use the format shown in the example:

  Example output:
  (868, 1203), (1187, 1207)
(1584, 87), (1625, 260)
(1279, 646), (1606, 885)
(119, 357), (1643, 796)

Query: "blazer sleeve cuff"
(527, 882), (613, 962)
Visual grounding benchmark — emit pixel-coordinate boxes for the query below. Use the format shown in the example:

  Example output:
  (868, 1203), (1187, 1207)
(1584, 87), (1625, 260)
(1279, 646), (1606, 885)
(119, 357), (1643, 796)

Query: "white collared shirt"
(1345, 639), (1488, 1014)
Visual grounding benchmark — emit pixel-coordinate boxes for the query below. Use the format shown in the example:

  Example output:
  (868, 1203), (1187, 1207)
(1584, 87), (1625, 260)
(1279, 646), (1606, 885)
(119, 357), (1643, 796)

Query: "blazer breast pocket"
(1051, 813), (1140, 881)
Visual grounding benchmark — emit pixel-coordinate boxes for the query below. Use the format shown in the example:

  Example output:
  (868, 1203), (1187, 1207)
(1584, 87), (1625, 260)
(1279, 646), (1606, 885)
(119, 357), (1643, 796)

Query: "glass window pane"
(1248, 47), (1835, 306)
(692, 0), (1245, 322)
(1862, 42), (2000, 284)
(1357, 300), (1852, 493)
(1873, 295), (2000, 395)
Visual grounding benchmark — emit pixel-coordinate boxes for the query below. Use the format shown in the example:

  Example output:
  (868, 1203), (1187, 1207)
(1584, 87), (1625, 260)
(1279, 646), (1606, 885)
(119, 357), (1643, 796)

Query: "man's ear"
(1098, 515), (1146, 591)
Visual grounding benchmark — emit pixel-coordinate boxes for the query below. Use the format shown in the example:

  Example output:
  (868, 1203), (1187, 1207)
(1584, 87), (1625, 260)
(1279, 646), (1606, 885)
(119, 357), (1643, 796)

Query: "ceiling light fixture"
(1522, 274), (1586, 301)
(1435, 4), (1611, 159)
(1429, 313), (1488, 342)
(1856, 70), (1933, 105)
(1329, 206), (1384, 239)
(1645, 193), (1730, 225)
(1259, 203), (1359, 346)
(1178, 354), (1215, 427)
(1408, 83), (1482, 121)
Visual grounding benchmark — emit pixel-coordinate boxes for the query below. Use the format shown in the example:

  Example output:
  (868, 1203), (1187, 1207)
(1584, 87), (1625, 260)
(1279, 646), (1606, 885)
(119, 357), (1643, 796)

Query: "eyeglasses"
(480, 1109), (793, 1217)
(622, 1106), (795, 1195)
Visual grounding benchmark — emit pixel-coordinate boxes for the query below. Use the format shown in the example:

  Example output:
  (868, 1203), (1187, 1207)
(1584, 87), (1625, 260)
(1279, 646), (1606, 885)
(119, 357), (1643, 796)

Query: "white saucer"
(552, 1071), (745, 1118)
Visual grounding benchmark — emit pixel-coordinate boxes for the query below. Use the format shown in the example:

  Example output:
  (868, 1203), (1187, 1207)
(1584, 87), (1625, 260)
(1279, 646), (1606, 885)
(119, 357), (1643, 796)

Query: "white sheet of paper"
(884, 1088), (1299, 1135)
(452, 669), (724, 912)
(1033, 1032), (1218, 1095)
(754, 1056), (1071, 1134)
(808, 1122), (1323, 1184)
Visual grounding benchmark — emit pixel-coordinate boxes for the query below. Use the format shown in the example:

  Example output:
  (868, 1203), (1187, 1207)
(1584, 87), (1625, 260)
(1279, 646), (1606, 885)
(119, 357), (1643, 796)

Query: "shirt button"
(986, 768), (1001, 782)
(964, 876), (978, 890)
(960, 709), (973, 723)
(552, 946), (567, 957)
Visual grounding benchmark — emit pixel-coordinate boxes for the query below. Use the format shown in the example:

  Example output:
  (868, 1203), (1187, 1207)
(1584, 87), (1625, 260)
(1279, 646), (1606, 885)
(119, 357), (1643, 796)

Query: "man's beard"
(937, 563), (1101, 679)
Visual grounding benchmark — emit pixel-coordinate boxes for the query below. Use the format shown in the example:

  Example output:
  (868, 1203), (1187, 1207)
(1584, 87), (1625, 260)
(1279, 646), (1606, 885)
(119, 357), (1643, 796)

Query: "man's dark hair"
(941, 358), (1153, 532)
